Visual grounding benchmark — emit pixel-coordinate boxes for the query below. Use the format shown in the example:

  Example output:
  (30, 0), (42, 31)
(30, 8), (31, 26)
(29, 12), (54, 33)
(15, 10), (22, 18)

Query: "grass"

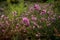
(7, 3), (23, 19)
(0, 0), (27, 20)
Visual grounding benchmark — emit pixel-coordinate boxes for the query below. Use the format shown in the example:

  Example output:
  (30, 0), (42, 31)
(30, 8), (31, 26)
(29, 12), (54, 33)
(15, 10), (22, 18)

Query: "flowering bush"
(0, 3), (60, 40)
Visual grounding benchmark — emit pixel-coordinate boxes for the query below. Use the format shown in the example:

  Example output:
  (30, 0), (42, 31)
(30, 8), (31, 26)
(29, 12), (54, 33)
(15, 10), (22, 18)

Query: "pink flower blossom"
(47, 23), (51, 27)
(22, 17), (30, 26)
(1, 15), (5, 18)
(47, 17), (51, 21)
(58, 16), (60, 19)
(5, 21), (10, 26)
(4, 16), (9, 20)
(2, 29), (5, 32)
(29, 7), (34, 12)
(16, 24), (19, 29)
(40, 17), (46, 21)
(51, 17), (56, 22)
(40, 10), (46, 15)
(31, 16), (37, 21)
(33, 22), (38, 27)
(34, 4), (40, 10)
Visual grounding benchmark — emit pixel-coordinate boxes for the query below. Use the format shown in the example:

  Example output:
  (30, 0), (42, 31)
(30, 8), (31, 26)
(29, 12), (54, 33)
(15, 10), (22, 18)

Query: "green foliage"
(47, 0), (54, 3)
(5, 0), (27, 20)
(54, 0), (60, 14)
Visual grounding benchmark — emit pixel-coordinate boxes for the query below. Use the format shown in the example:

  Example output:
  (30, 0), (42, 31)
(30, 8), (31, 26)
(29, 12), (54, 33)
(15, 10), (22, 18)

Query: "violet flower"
(47, 17), (51, 21)
(34, 4), (40, 10)
(16, 24), (19, 29)
(2, 29), (5, 33)
(51, 17), (56, 22)
(31, 16), (37, 21)
(22, 17), (30, 26)
(40, 9), (46, 15)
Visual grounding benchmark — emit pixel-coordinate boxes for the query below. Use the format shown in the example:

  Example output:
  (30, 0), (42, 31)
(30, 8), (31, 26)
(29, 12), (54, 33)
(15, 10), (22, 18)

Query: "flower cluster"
(0, 4), (60, 40)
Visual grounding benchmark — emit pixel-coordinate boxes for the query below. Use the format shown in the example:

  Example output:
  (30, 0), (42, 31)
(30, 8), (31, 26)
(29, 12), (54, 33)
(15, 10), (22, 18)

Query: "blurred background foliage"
(0, 0), (27, 20)
(54, 0), (60, 15)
